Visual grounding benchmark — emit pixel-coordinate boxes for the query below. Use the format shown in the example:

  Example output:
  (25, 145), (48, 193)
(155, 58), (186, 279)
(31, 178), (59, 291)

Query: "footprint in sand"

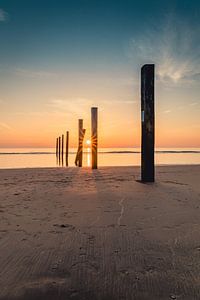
(53, 224), (75, 230)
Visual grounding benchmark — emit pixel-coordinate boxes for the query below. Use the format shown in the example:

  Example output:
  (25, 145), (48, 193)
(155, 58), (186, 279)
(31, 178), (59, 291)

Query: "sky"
(0, 0), (200, 148)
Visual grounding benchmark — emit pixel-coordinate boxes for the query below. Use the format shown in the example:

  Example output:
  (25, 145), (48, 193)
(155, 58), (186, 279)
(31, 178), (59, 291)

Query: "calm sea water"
(0, 148), (200, 169)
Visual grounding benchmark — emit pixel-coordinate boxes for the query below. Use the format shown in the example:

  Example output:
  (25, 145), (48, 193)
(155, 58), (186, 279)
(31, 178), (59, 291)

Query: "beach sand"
(0, 165), (200, 300)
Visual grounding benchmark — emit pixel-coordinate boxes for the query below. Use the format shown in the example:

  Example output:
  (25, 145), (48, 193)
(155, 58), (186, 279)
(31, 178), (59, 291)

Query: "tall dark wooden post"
(58, 136), (61, 165)
(141, 64), (155, 182)
(91, 107), (98, 169)
(78, 119), (83, 167)
(66, 131), (69, 167)
(61, 134), (64, 166)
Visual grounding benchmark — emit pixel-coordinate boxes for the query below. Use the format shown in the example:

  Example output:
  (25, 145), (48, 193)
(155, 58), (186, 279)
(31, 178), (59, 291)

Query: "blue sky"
(0, 0), (199, 69)
(0, 0), (200, 147)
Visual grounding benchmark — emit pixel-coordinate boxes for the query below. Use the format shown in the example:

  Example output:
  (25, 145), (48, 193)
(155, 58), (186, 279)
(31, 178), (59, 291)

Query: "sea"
(0, 148), (200, 169)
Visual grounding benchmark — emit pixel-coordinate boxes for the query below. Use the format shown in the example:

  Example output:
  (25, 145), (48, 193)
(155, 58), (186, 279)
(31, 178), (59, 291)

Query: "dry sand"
(0, 165), (200, 300)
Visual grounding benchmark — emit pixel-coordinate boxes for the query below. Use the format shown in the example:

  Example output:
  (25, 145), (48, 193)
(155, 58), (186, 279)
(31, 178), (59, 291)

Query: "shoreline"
(0, 163), (200, 171)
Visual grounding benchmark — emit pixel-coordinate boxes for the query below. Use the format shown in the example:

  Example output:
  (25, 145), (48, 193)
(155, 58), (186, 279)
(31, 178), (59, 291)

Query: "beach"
(0, 165), (200, 300)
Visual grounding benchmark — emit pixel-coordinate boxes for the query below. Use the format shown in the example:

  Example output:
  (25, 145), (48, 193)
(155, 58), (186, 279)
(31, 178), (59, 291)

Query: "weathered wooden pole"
(56, 137), (58, 158)
(58, 136), (61, 165)
(61, 134), (64, 166)
(75, 125), (86, 167)
(56, 137), (59, 165)
(66, 131), (69, 167)
(91, 107), (98, 169)
(141, 64), (155, 182)
(78, 119), (83, 167)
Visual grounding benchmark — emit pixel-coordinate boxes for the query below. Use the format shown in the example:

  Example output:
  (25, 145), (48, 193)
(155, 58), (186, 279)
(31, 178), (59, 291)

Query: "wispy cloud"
(103, 76), (138, 87)
(129, 14), (200, 86)
(48, 98), (137, 116)
(101, 99), (137, 105)
(0, 8), (9, 22)
(48, 97), (94, 117)
(189, 102), (198, 106)
(160, 100), (200, 114)
(13, 68), (58, 79)
(0, 122), (11, 130)
(163, 110), (171, 114)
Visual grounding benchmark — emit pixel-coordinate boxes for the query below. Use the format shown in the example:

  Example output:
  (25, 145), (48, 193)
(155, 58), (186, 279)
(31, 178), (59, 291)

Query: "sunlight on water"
(86, 147), (91, 167)
(0, 148), (200, 169)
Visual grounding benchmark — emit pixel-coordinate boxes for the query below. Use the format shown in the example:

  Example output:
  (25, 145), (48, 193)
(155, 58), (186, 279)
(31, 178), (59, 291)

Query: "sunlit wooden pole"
(141, 64), (155, 182)
(91, 107), (98, 169)
(66, 131), (69, 167)
(78, 119), (83, 167)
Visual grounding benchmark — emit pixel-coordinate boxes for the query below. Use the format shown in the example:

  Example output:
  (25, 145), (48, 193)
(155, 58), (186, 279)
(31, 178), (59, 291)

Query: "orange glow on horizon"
(0, 87), (200, 148)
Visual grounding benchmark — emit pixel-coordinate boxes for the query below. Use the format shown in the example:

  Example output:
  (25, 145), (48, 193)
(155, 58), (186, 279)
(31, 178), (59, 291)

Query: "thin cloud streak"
(13, 68), (58, 79)
(48, 98), (94, 118)
(0, 8), (9, 22)
(0, 122), (12, 130)
(189, 102), (198, 106)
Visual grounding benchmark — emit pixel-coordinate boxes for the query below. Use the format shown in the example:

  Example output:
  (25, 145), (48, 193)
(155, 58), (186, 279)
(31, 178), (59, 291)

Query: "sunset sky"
(0, 0), (200, 148)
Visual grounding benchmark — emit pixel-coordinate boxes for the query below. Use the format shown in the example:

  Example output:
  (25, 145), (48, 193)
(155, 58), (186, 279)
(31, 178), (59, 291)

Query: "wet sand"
(0, 165), (200, 300)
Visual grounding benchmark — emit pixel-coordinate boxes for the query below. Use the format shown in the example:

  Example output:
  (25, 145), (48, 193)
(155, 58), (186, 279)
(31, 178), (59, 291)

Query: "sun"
(86, 139), (91, 145)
